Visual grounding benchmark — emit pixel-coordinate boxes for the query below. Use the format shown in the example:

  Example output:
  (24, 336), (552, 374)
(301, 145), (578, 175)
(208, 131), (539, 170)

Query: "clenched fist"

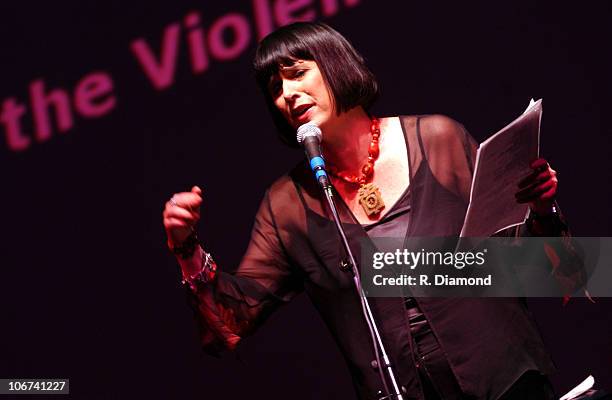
(515, 158), (558, 215)
(163, 186), (203, 246)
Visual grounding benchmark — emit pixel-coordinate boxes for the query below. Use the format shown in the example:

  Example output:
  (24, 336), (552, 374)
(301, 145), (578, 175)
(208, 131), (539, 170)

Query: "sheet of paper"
(459, 99), (542, 239)
(560, 375), (595, 400)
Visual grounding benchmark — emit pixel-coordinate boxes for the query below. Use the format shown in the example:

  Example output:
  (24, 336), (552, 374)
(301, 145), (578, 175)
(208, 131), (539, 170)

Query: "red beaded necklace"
(328, 117), (385, 216)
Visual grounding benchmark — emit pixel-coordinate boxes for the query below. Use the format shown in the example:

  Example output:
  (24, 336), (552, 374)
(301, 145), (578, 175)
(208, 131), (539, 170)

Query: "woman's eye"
(294, 70), (306, 77)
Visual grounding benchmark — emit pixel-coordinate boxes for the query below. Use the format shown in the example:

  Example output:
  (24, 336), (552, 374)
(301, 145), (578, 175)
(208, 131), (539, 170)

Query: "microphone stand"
(319, 180), (404, 400)
(297, 121), (402, 399)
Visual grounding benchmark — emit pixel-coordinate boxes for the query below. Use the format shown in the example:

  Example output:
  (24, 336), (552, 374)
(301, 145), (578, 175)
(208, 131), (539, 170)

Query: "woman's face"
(268, 59), (334, 130)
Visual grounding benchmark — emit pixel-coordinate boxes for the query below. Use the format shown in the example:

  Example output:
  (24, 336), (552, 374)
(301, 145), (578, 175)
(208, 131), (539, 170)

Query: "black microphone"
(296, 122), (330, 188)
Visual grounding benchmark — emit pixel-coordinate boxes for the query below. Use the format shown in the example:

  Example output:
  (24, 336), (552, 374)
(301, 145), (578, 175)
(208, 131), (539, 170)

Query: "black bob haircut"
(253, 22), (379, 148)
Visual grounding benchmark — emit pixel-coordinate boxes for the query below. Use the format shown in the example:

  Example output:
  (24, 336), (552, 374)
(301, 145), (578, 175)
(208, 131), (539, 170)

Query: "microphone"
(296, 122), (330, 188)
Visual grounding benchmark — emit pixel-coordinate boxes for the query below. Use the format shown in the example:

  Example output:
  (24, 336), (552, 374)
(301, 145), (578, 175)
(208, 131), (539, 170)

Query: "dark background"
(1, 1), (610, 399)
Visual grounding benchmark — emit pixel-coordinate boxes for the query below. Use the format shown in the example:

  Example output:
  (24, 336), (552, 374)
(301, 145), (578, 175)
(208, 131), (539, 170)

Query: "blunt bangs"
(253, 22), (379, 147)
(253, 30), (315, 91)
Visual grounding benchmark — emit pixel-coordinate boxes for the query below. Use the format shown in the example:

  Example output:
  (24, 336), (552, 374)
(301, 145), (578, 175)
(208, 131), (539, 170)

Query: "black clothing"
(192, 115), (575, 399)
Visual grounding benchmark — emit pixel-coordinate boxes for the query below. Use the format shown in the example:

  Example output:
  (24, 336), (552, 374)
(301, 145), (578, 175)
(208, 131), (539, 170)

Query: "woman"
(162, 22), (566, 400)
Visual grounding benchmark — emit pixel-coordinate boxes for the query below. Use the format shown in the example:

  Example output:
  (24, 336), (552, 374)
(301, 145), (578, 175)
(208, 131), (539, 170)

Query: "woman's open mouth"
(292, 104), (314, 122)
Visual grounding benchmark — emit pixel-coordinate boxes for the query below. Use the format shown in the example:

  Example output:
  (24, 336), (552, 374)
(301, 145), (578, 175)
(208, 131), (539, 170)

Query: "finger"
(192, 186), (203, 196)
(530, 158), (549, 171)
(518, 169), (553, 190)
(516, 180), (556, 203)
(165, 206), (199, 222)
(516, 180), (555, 202)
(171, 192), (203, 209)
(523, 179), (556, 199)
(165, 208), (199, 223)
(518, 170), (538, 188)
(518, 169), (549, 188)
(164, 200), (200, 223)
(519, 160), (555, 185)
(164, 217), (190, 229)
(538, 186), (557, 201)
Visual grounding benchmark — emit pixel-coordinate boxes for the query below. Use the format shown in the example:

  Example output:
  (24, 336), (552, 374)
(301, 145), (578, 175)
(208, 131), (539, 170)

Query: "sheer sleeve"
(186, 189), (303, 354)
(526, 207), (588, 300)
(418, 114), (478, 203)
(416, 114), (585, 298)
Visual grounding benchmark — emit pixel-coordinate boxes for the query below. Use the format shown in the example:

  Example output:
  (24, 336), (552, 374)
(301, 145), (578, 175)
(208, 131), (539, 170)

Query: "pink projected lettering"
(130, 24), (181, 90)
(1, 0), (361, 152)
(0, 72), (116, 152)
(252, 0), (275, 40)
(274, 0), (317, 26)
(321, 0), (360, 17)
(31, 80), (74, 142)
(129, 0), (360, 91)
(74, 72), (117, 118)
(185, 12), (210, 74)
(208, 14), (251, 61)
(1, 98), (30, 152)
(251, 0), (359, 39)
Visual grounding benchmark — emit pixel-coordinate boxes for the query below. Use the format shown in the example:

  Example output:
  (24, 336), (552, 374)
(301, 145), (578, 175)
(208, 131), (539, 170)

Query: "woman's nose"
(282, 80), (300, 102)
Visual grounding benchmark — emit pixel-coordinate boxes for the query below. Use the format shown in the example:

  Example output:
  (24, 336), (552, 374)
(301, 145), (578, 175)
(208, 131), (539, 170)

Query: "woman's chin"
(306, 114), (329, 129)
(290, 111), (328, 130)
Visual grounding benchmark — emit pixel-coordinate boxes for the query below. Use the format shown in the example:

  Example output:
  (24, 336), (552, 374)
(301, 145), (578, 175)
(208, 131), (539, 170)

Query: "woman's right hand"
(163, 186), (203, 246)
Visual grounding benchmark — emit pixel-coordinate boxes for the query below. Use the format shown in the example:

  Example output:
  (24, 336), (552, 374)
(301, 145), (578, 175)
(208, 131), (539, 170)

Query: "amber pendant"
(358, 183), (385, 216)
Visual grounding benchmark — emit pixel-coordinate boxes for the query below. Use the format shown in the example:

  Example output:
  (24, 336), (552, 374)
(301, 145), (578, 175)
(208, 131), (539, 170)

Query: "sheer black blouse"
(187, 115), (578, 400)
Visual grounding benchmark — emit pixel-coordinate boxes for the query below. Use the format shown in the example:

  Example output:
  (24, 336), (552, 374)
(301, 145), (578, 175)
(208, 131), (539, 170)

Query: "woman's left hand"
(515, 158), (558, 214)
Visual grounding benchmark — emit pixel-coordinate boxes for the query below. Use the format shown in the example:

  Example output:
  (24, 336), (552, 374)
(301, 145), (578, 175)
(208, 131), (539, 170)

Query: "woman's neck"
(320, 107), (373, 174)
